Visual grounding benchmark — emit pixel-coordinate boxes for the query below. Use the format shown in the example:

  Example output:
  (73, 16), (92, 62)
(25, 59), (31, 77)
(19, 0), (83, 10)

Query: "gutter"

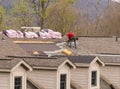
(33, 66), (57, 70)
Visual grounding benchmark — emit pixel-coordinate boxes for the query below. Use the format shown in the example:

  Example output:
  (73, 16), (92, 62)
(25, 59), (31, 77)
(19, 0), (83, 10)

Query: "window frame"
(91, 71), (97, 86)
(14, 76), (22, 89)
(60, 74), (67, 89)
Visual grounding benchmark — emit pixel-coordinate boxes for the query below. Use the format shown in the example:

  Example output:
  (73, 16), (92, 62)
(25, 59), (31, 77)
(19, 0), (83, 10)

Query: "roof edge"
(0, 69), (11, 72)
(58, 59), (76, 69)
(12, 60), (33, 72)
(105, 63), (120, 66)
(91, 57), (105, 66)
(33, 66), (57, 70)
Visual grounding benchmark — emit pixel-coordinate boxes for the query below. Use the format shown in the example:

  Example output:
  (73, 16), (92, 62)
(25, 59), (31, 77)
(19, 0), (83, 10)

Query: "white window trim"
(10, 66), (27, 89)
(57, 65), (70, 89)
(14, 76), (22, 89)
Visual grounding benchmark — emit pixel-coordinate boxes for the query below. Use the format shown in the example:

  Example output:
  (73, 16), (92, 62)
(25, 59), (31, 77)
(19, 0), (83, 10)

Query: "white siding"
(89, 62), (100, 89)
(57, 64), (71, 89)
(100, 66), (120, 88)
(71, 68), (89, 89)
(11, 65), (27, 89)
(27, 70), (57, 89)
(0, 72), (10, 89)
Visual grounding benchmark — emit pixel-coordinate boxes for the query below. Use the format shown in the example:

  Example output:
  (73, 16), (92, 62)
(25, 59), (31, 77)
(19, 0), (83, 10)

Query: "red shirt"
(66, 32), (75, 39)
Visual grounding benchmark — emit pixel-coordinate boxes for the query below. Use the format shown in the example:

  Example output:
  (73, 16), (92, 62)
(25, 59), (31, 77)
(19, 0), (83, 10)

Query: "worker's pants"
(67, 36), (77, 48)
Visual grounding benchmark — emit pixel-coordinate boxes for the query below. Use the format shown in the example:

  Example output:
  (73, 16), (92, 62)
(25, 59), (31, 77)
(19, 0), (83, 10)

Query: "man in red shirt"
(66, 32), (77, 48)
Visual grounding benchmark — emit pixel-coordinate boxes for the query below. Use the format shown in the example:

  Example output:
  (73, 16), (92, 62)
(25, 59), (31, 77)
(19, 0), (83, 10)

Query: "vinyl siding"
(11, 65), (27, 89)
(89, 61), (100, 89)
(27, 70), (57, 89)
(100, 66), (120, 88)
(0, 72), (10, 89)
(71, 68), (89, 89)
(57, 64), (71, 89)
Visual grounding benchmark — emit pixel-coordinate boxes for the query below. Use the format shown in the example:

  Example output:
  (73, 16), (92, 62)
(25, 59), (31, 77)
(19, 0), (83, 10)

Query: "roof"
(24, 58), (66, 68)
(76, 36), (120, 55)
(0, 34), (29, 58)
(14, 36), (120, 56)
(12, 38), (64, 43)
(18, 43), (60, 55)
(67, 56), (96, 64)
(99, 56), (120, 65)
(52, 55), (104, 67)
(100, 77), (112, 89)
(49, 36), (120, 56)
(0, 58), (21, 70)
(27, 78), (45, 89)
(0, 58), (32, 71)
(23, 57), (76, 69)
(15, 36), (120, 56)
(66, 55), (104, 67)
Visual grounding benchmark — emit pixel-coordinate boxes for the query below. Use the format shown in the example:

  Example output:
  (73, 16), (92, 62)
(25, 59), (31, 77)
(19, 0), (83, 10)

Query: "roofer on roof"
(66, 32), (78, 48)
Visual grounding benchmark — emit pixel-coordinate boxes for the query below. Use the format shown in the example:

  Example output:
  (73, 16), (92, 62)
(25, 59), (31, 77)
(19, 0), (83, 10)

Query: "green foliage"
(45, 0), (79, 34)
(8, 0), (34, 29)
(0, 6), (5, 30)
(31, 0), (51, 28)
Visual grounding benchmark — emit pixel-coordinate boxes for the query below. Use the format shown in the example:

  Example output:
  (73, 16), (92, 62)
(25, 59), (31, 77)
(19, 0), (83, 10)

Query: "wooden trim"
(0, 69), (10, 72)
(11, 60), (33, 72)
(33, 66), (57, 70)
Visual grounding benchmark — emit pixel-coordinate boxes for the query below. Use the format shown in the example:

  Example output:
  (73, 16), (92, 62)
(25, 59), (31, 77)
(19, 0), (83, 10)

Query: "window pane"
(91, 71), (97, 86)
(60, 74), (66, 89)
(14, 76), (22, 89)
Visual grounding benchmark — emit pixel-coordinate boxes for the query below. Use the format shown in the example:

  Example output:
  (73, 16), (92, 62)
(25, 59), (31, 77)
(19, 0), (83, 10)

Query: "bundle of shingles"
(2, 29), (62, 39)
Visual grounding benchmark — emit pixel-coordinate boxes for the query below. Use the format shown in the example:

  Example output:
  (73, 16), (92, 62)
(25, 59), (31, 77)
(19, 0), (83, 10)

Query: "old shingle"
(0, 58), (21, 69)
(0, 34), (29, 58)
(23, 57), (66, 68)
(99, 56), (120, 63)
(67, 56), (96, 64)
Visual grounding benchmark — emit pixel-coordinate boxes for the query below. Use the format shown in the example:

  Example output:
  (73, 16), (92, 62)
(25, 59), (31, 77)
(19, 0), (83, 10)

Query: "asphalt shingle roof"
(67, 56), (96, 64)
(15, 36), (120, 56)
(0, 58), (21, 69)
(23, 57), (67, 68)
(18, 43), (60, 53)
(77, 37), (120, 55)
(99, 56), (120, 63)
(0, 34), (29, 58)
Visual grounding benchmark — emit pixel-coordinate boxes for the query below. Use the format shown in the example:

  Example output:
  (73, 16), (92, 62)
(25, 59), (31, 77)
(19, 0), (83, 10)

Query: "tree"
(31, 0), (51, 28)
(0, 6), (5, 30)
(44, 0), (79, 34)
(9, 0), (34, 29)
(30, 0), (76, 29)
(98, 3), (120, 36)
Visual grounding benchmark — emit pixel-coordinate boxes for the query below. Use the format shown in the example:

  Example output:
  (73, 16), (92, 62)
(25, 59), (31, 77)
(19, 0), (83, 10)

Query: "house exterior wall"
(71, 62), (100, 89)
(71, 67), (89, 89)
(100, 66), (120, 88)
(27, 70), (57, 89)
(10, 65), (27, 89)
(89, 62), (100, 89)
(57, 64), (71, 89)
(0, 72), (10, 89)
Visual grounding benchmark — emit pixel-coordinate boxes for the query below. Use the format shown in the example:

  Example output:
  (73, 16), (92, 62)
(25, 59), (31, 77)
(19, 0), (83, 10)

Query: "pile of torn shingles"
(0, 34), (120, 89)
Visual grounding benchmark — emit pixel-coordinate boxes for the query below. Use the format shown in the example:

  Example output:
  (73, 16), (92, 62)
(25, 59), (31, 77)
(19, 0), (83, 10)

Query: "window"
(14, 76), (22, 89)
(91, 71), (97, 86)
(60, 74), (67, 89)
